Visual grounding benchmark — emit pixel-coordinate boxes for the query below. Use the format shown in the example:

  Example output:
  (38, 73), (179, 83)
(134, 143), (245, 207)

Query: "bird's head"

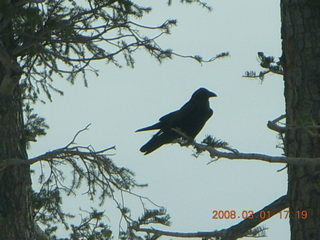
(191, 88), (217, 101)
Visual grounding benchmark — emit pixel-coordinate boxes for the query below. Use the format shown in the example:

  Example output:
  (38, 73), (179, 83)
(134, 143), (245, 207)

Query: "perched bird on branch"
(136, 87), (217, 155)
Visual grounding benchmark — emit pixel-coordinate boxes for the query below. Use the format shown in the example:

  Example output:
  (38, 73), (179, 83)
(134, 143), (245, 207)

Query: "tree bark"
(0, 90), (36, 239)
(281, 0), (320, 239)
(0, 1), (38, 237)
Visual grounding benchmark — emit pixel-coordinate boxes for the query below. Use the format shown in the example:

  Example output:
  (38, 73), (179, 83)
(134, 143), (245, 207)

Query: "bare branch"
(267, 114), (286, 133)
(193, 141), (320, 164)
(172, 51), (229, 64)
(171, 128), (320, 164)
(133, 227), (224, 239)
(133, 195), (288, 239)
(66, 123), (91, 147)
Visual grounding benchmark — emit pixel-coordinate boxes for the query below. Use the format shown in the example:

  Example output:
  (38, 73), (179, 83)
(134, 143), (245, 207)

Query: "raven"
(136, 88), (217, 155)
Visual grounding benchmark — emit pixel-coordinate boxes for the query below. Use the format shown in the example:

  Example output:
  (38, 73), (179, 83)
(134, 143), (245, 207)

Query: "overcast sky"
(29, 1), (289, 239)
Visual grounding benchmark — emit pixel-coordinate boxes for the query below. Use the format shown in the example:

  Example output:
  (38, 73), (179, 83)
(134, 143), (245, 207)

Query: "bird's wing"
(159, 101), (196, 126)
(162, 100), (213, 139)
(158, 110), (179, 124)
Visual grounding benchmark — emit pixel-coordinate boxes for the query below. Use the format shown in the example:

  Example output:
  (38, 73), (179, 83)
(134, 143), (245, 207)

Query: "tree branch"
(2, 130), (317, 173)
(193, 141), (320, 164)
(16, 125), (169, 239)
(5, 0), (229, 103)
(170, 128), (319, 164)
(0, 125), (123, 202)
(267, 114), (286, 133)
(133, 195), (288, 239)
(17, 0), (46, 6)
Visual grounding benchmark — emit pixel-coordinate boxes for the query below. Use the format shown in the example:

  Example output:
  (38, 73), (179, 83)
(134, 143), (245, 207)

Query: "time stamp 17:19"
(212, 210), (308, 220)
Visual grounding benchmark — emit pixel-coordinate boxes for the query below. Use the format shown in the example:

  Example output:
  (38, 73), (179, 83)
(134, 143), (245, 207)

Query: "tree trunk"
(0, 1), (38, 236)
(281, 0), (320, 239)
(0, 85), (36, 238)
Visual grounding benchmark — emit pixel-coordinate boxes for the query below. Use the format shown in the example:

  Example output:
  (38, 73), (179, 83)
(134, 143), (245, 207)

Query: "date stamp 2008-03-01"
(212, 210), (308, 220)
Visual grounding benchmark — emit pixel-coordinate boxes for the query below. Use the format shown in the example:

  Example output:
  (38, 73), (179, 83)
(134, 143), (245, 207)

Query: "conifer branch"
(243, 52), (283, 81)
(133, 195), (288, 239)
(24, 125), (169, 238)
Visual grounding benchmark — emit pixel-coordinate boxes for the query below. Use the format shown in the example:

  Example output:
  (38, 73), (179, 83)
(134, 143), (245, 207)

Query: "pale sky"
(29, 1), (289, 239)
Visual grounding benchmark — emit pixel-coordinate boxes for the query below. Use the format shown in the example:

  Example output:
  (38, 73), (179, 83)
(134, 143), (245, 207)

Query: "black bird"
(136, 88), (217, 155)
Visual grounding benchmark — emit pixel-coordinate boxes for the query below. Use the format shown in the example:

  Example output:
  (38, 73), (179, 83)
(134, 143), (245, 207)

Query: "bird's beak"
(209, 92), (217, 98)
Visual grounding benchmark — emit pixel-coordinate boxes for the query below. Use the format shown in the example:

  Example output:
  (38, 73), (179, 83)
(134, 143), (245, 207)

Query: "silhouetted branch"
(193, 141), (318, 164)
(10, 1), (227, 102)
(23, 125), (169, 238)
(172, 51), (229, 64)
(267, 114), (286, 133)
(243, 52), (283, 81)
(133, 195), (288, 239)
(171, 128), (319, 164)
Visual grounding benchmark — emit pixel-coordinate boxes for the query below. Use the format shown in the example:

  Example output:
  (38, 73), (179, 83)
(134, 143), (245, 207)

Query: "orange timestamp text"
(212, 210), (308, 220)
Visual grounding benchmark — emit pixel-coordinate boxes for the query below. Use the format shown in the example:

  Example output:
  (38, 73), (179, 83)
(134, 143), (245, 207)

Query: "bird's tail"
(135, 122), (162, 132)
(140, 132), (173, 155)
